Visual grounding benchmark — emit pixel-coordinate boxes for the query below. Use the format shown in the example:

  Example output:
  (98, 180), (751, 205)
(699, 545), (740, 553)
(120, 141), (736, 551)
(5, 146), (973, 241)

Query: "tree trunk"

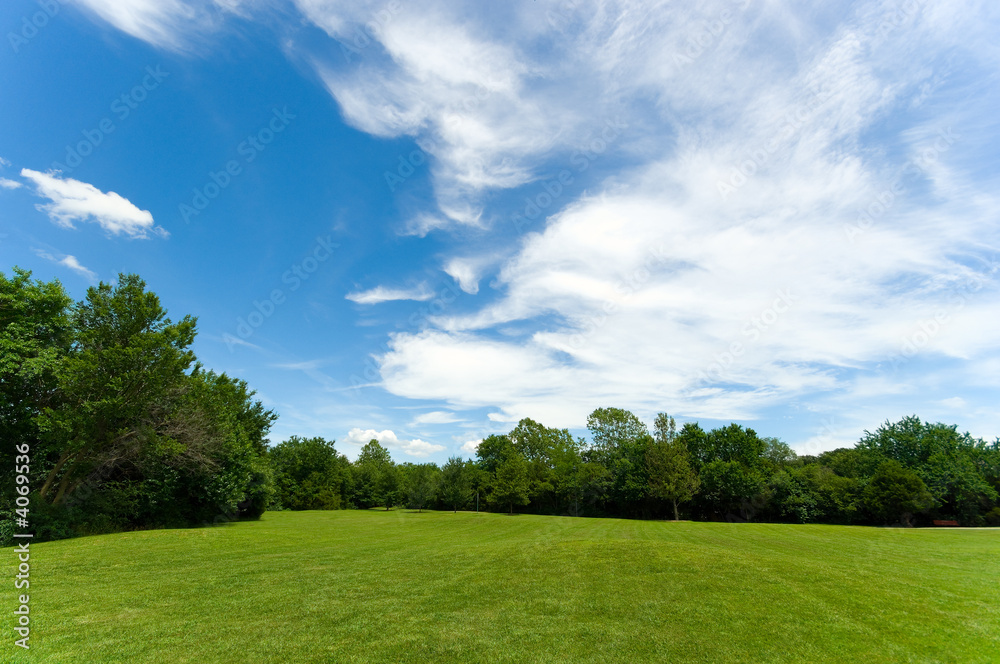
(40, 450), (73, 500)
(673, 499), (679, 521)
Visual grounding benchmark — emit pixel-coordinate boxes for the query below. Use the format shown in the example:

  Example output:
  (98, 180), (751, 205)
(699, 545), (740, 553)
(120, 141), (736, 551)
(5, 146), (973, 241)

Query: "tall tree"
(587, 407), (652, 511)
(37, 274), (197, 507)
(440, 456), (471, 512)
(405, 463), (440, 512)
(269, 436), (349, 510)
(355, 439), (401, 509)
(646, 417), (700, 520)
(863, 460), (935, 526)
(491, 448), (530, 515)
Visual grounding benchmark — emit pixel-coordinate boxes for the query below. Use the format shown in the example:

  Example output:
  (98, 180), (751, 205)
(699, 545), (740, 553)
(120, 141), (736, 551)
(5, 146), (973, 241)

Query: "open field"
(5, 510), (999, 663)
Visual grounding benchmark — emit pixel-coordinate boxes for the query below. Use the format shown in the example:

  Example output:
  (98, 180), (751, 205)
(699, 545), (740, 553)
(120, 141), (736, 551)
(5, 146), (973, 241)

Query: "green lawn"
(5, 510), (999, 663)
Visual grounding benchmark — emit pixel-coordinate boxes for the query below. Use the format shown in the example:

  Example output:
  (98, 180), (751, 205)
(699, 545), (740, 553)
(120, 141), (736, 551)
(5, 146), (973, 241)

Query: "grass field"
(5, 510), (999, 663)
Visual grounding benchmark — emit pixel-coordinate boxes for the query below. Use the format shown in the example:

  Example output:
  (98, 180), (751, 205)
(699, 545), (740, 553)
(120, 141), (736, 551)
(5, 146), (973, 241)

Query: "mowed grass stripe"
(6, 510), (998, 663)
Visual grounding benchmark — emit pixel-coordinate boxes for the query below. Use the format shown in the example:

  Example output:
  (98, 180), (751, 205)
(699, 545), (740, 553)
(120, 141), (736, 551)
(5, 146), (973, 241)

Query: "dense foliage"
(1, 269), (276, 544)
(268, 412), (999, 527)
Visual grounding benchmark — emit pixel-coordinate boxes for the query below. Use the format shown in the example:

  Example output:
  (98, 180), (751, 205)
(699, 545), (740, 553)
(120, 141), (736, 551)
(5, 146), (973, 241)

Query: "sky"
(2, 0), (999, 463)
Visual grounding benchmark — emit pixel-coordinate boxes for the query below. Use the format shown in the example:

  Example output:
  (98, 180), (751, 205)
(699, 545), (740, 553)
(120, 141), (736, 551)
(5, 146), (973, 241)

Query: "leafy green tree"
(36, 274), (198, 507)
(586, 407), (652, 511)
(678, 422), (710, 469)
(706, 423), (766, 468)
(1, 271), (276, 541)
(698, 460), (766, 521)
(646, 423), (700, 520)
(859, 416), (998, 524)
(269, 436), (349, 510)
(863, 460), (935, 526)
(762, 437), (797, 468)
(490, 448), (530, 514)
(653, 412), (677, 445)
(476, 433), (514, 475)
(404, 463), (440, 512)
(765, 469), (819, 524)
(1, 269), (73, 542)
(440, 456), (472, 512)
(354, 439), (402, 509)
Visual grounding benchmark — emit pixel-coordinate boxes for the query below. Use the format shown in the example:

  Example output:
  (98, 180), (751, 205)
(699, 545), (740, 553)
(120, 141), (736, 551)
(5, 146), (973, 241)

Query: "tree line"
(3, 268), (999, 545)
(268, 409), (1000, 528)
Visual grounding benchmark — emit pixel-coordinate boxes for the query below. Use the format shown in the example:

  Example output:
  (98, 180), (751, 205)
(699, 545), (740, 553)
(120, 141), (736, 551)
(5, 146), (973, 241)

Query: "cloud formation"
(345, 427), (445, 457)
(346, 284), (434, 304)
(66, 0), (1000, 448)
(20, 169), (166, 239)
(34, 250), (98, 282)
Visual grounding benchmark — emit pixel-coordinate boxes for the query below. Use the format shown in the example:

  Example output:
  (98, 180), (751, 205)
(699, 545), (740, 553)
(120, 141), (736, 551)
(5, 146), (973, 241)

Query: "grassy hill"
(6, 510), (998, 663)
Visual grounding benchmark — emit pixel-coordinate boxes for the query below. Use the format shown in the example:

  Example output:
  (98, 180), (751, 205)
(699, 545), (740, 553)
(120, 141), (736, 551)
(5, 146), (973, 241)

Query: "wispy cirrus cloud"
(33, 250), (98, 282)
(21, 169), (167, 239)
(65, 0), (1000, 448)
(346, 283), (433, 304)
(67, 0), (247, 51)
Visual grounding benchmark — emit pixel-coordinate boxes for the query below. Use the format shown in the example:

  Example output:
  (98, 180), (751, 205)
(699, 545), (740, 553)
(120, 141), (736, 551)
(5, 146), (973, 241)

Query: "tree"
(678, 422), (710, 469)
(653, 412), (677, 445)
(762, 437), (797, 467)
(404, 463), (440, 512)
(476, 433), (514, 475)
(36, 274), (198, 507)
(646, 421), (700, 520)
(863, 460), (934, 526)
(587, 407), (652, 511)
(354, 440), (401, 509)
(269, 436), (349, 510)
(698, 460), (766, 521)
(491, 448), (530, 515)
(440, 456), (471, 512)
(706, 423), (766, 468)
(1, 270), (276, 542)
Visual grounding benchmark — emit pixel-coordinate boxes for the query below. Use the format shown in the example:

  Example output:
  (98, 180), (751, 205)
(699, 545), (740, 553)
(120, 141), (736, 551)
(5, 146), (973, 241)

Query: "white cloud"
(68, 0), (245, 50)
(67, 0), (1000, 447)
(34, 250), (98, 281)
(0, 157), (10, 168)
(21, 169), (167, 239)
(0, 178), (21, 189)
(460, 438), (481, 454)
(346, 283), (433, 304)
(345, 427), (445, 457)
(412, 410), (463, 425)
(365, 1), (1000, 442)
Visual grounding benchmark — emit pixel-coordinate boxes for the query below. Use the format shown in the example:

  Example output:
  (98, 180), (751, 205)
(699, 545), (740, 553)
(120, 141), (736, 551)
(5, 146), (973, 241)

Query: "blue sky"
(2, 0), (998, 462)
